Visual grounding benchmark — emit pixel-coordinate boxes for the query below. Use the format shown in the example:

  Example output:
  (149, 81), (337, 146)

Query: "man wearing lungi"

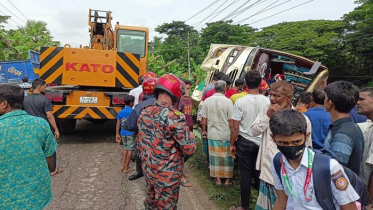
(201, 80), (234, 186)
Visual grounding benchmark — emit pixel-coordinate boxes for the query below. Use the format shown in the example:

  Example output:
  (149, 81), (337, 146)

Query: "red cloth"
(178, 96), (194, 131)
(202, 89), (215, 101)
(225, 89), (238, 98)
(202, 89), (235, 101)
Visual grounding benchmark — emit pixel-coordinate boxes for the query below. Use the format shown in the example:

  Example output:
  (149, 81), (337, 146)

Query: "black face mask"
(277, 141), (306, 160)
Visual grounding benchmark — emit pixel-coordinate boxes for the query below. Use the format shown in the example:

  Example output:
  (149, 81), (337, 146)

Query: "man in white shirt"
(357, 88), (373, 205)
(270, 109), (359, 210)
(129, 77), (143, 106)
(230, 70), (270, 210)
(129, 71), (158, 106)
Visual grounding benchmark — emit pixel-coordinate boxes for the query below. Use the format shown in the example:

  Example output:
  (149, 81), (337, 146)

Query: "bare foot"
(225, 179), (233, 187)
(123, 167), (134, 174)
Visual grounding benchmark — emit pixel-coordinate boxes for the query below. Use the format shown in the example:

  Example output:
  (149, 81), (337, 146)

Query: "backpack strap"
(313, 153), (336, 210)
(273, 152), (282, 181)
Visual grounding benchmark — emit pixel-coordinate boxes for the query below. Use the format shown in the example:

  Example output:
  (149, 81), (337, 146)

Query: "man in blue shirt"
(116, 95), (135, 173)
(0, 84), (58, 209)
(351, 106), (368, 123)
(304, 88), (332, 149)
(323, 81), (364, 175)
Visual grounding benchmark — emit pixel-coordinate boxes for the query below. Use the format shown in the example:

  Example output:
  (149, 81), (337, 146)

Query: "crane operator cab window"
(117, 30), (146, 57)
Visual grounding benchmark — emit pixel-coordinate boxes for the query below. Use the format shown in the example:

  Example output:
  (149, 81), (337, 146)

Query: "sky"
(1, 0), (359, 47)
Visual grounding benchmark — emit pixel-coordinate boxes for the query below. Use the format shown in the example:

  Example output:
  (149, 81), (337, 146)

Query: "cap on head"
(154, 73), (184, 103)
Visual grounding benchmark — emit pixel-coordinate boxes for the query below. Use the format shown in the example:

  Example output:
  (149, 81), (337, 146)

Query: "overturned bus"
(191, 44), (329, 106)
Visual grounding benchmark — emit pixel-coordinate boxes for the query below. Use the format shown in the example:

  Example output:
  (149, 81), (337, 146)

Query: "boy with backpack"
(270, 109), (360, 210)
(116, 95), (135, 173)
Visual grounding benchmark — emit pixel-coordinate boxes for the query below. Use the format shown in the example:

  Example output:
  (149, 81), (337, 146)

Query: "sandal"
(181, 179), (192, 187)
(50, 168), (63, 176)
(182, 172), (189, 178)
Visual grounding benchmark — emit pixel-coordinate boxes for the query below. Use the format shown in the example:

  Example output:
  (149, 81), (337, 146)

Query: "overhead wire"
(6, 0), (29, 20)
(185, 0), (221, 22)
(234, 0), (291, 24)
(0, 9), (22, 27)
(220, 0), (253, 21)
(246, 0), (313, 25)
(0, 2), (26, 24)
(196, 0), (241, 30)
(228, 0), (269, 21)
(193, 0), (229, 28)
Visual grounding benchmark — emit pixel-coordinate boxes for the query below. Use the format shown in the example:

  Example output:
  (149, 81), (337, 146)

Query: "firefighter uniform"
(137, 101), (196, 209)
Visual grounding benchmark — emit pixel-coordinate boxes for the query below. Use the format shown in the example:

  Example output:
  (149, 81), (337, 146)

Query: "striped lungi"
(208, 139), (234, 178)
(255, 180), (277, 210)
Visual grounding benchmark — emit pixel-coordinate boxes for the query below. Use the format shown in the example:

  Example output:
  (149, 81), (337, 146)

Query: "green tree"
(0, 19), (59, 61)
(0, 16), (17, 60)
(249, 20), (346, 60)
(199, 20), (256, 53)
(341, 0), (373, 83)
(155, 21), (197, 41)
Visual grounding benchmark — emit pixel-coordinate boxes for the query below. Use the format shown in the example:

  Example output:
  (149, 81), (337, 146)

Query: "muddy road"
(45, 120), (216, 210)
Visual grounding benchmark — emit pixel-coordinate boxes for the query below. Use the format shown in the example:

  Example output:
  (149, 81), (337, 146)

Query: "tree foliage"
(0, 17), (59, 61)
(200, 20), (256, 53)
(148, 0), (373, 87)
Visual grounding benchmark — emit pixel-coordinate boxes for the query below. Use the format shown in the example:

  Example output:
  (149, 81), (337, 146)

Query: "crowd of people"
(196, 70), (373, 210)
(2, 68), (373, 210)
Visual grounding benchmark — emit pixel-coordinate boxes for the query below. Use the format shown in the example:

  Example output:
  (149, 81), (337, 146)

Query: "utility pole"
(187, 31), (191, 75)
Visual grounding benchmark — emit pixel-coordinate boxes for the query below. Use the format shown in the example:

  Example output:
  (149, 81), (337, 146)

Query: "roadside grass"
(187, 131), (258, 210)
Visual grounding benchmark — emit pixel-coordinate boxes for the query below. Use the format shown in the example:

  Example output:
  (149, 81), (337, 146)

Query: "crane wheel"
(57, 119), (76, 134)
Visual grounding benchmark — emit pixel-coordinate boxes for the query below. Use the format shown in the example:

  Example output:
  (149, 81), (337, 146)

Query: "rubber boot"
(128, 157), (143, 181)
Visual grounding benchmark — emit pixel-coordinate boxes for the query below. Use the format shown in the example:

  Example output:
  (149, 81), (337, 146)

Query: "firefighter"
(138, 71), (158, 104)
(137, 74), (196, 209)
(122, 77), (157, 181)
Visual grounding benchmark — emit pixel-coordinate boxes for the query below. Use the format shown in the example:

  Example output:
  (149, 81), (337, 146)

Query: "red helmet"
(154, 74), (184, 103)
(143, 71), (157, 79)
(142, 77), (157, 95)
(260, 79), (269, 91)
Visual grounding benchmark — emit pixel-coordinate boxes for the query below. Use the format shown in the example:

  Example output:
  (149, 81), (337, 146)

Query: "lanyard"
(281, 148), (313, 202)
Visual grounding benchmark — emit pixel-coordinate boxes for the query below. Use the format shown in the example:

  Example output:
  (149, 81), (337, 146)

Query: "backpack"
(273, 151), (369, 210)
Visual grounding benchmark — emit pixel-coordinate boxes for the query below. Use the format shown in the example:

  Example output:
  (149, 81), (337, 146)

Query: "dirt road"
(45, 120), (216, 210)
